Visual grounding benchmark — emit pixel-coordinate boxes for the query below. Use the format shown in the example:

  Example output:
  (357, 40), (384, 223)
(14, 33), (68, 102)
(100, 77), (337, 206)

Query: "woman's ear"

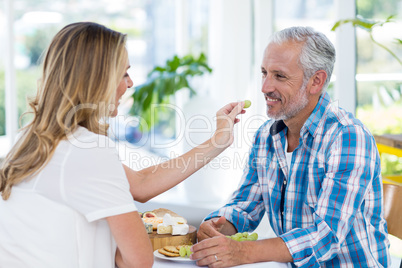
(309, 70), (327, 95)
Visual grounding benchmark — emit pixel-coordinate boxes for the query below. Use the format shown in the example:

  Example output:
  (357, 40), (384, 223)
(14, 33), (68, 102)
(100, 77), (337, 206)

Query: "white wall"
(207, 0), (254, 102)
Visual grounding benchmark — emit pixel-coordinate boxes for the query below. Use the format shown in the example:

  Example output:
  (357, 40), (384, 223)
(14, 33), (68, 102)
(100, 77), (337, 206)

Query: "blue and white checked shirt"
(205, 92), (390, 267)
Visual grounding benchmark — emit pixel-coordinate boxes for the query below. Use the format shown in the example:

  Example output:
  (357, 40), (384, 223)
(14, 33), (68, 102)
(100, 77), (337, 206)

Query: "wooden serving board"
(148, 225), (197, 251)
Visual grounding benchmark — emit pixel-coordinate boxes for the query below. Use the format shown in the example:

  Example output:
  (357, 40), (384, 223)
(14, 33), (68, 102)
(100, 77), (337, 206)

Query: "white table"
(153, 255), (291, 268)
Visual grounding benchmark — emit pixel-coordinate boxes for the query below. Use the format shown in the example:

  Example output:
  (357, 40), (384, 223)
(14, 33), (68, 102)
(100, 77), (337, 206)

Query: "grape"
(249, 233), (258, 241)
(227, 232), (258, 241)
(178, 245), (193, 258)
(230, 235), (240, 241)
(244, 100), (251, 108)
(179, 246), (187, 257)
(185, 246), (193, 257)
(234, 233), (243, 239)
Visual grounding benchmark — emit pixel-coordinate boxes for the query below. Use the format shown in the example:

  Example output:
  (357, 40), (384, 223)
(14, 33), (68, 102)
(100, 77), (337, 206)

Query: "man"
(190, 27), (390, 267)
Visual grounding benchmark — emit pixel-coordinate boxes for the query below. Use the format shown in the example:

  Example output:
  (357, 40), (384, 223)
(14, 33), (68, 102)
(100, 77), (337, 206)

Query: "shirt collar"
(302, 91), (332, 137)
(269, 120), (287, 135)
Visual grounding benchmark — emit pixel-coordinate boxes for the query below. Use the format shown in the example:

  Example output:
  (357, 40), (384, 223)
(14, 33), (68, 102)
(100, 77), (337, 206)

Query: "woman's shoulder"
(64, 126), (115, 146)
(59, 126), (120, 167)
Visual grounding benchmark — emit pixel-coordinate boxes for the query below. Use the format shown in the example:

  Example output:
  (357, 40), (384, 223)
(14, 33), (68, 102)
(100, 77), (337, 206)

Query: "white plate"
(154, 250), (196, 262)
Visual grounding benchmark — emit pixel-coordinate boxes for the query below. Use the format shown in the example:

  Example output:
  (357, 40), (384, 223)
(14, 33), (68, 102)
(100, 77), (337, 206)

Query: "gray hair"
(269, 26), (336, 90)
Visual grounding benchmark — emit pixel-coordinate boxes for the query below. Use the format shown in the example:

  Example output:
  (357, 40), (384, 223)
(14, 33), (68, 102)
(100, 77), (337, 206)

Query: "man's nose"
(261, 77), (274, 94)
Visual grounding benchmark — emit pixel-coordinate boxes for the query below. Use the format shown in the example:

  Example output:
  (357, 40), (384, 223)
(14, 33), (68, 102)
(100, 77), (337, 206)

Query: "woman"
(0, 22), (245, 268)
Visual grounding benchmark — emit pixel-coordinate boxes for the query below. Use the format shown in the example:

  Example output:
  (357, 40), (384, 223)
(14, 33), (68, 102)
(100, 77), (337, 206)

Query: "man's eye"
(261, 71), (267, 77)
(124, 73), (129, 78)
(275, 74), (286, 79)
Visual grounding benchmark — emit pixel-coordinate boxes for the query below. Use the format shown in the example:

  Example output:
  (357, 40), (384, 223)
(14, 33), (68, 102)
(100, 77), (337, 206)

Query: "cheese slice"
(157, 223), (173, 234)
(172, 224), (189, 235)
(163, 213), (175, 226)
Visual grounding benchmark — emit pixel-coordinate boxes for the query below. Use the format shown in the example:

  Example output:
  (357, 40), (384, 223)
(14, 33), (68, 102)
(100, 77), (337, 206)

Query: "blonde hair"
(0, 22), (127, 200)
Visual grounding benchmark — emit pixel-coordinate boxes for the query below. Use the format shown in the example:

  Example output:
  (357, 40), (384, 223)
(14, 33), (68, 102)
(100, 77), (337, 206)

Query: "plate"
(154, 250), (196, 262)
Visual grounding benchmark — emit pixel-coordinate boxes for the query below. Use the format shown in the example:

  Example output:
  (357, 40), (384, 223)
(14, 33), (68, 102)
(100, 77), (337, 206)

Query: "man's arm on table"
(195, 216), (293, 265)
(194, 125), (382, 266)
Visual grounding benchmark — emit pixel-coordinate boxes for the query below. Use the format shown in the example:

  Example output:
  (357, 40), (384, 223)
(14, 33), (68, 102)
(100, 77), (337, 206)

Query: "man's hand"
(191, 236), (293, 267)
(197, 216), (235, 242)
(191, 236), (250, 267)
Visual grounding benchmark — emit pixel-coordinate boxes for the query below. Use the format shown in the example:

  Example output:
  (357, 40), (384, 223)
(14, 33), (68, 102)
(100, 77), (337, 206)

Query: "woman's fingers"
(218, 102), (244, 116)
(213, 101), (248, 148)
(217, 101), (242, 115)
(227, 102), (245, 121)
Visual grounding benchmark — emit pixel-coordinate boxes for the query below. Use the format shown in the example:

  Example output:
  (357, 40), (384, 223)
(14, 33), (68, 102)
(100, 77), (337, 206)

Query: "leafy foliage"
(129, 53), (212, 130)
(357, 0), (400, 18)
(331, 15), (402, 65)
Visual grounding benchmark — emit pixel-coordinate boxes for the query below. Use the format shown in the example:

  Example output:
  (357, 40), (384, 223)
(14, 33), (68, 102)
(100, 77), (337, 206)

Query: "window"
(274, 0), (337, 97)
(274, 0), (336, 37)
(1, 0), (208, 157)
(355, 0), (402, 176)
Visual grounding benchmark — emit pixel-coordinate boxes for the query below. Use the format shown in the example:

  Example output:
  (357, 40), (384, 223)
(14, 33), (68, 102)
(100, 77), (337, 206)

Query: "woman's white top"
(0, 127), (137, 268)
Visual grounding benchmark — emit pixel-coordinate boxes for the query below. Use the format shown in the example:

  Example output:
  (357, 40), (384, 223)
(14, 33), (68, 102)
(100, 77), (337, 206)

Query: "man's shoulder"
(309, 93), (370, 137)
(318, 104), (374, 141)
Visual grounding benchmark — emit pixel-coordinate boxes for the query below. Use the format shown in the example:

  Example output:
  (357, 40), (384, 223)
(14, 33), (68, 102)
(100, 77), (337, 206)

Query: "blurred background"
(0, 0), (401, 261)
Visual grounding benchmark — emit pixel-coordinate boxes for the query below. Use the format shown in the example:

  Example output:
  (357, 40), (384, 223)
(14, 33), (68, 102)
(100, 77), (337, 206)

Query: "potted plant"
(129, 53), (212, 131)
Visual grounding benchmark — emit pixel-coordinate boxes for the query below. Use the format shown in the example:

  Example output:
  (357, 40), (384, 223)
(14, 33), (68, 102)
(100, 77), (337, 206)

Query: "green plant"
(357, 0), (400, 19)
(129, 53), (212, 130)
(331, 15), (402, 65)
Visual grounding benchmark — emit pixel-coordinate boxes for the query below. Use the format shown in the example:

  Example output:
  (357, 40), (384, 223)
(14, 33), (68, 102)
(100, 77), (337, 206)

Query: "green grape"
(186, 246), (193, 257)
(231, 235), (240, 241)
(179, 246), (187, 257)
(244, 100), (252, 108)
(234, 233), (243, 239)
(229, 232), (259, 241)
(249, 233), (258, 241)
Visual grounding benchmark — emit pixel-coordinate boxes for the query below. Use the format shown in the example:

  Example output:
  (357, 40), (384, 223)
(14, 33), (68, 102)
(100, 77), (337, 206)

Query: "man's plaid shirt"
(205, 92), (390, 267)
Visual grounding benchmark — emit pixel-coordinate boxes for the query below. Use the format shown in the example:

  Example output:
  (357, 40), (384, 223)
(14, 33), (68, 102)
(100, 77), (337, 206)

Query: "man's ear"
(309, 70), (327, 95)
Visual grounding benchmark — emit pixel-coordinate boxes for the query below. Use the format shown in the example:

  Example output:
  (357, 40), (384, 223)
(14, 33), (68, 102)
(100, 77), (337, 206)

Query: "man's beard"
(266, 83), (309, 121)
